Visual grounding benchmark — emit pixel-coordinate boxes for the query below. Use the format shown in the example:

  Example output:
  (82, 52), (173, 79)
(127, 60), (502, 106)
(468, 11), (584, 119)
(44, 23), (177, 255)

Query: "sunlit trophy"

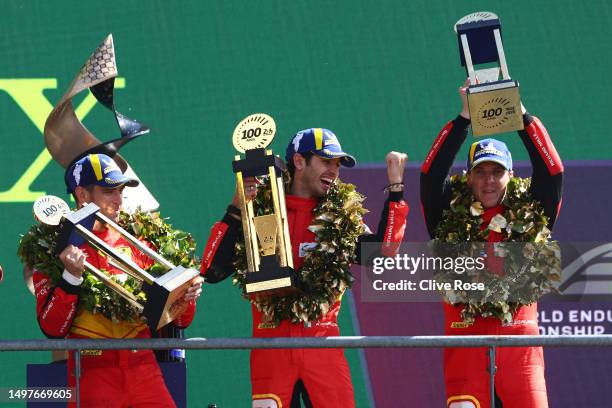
(33, 195), (199, 331)
(455, 12), (524, 136)
(231, 114), (299, 297)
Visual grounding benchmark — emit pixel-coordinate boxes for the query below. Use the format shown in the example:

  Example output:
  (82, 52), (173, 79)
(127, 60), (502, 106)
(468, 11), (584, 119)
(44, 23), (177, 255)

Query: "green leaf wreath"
(233, 178), (367, 325)
(18, 209), (197, 322)
(432, 173), (561, 324)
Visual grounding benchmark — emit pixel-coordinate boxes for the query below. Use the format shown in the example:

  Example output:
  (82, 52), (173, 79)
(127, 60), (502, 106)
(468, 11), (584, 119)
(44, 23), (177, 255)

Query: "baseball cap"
(467, 138), (513, 171)
(66, 153), (139, 193)
(285, 128), (356, 168)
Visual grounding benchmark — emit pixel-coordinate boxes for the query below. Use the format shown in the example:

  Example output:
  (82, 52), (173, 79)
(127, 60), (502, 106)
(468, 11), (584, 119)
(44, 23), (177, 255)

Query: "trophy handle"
(95, 212), (175, 271)
(246, 200), (260, 267)
(83, 260), (144, 312)
(235, 166), (259, 272)
(493, 29), (510, 80)
(459, 34), (477, 85)
(74, 224), (155, 284)
(276, 174), (293, 268)
(460, 28), (509, 84)
(267, 155), (293, 268)
(106, 258), (148, 281)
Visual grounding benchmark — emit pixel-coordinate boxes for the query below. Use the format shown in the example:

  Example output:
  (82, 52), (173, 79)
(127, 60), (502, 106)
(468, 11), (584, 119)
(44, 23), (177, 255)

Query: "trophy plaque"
(455, 12), (524, 136)
(34, 195), (199, 331)
(231, 113), (300, 298)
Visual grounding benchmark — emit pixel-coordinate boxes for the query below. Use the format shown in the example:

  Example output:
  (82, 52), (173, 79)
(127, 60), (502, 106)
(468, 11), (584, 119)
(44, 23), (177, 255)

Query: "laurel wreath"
(17, 210), (197, 322)
(432, 173), (561, 324)
(233, 179), (367, 325)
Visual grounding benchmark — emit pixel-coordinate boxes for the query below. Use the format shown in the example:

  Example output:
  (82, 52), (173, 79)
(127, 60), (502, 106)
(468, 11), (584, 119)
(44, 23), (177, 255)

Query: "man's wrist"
(226, 204), (241, 220)
(62, 269), (83, 286)
(388, 190), (404, 202)
(458, 112), (471, 122)
(384, 182), (404, 193)
(222, 205), (242, 225)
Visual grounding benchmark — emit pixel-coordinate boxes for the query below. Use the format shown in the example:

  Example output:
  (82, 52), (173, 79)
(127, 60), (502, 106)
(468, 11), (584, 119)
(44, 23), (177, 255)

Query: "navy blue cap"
(467, 138), (513, 171)
(66, 153), (139, 193)
(285, 128), (356, 167)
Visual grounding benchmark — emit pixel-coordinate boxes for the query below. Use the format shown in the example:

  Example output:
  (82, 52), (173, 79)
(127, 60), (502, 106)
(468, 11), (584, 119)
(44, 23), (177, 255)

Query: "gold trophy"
(231, 114), (299, 297)
(33, 195), (199, 330)
(455, 12), (524, 136)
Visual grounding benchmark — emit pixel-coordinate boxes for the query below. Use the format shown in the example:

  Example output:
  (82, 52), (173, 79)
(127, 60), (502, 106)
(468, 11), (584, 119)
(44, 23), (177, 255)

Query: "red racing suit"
(421, 114), (563, 408)
(201, 191), (408, 408)
(33, 227), (196, 408)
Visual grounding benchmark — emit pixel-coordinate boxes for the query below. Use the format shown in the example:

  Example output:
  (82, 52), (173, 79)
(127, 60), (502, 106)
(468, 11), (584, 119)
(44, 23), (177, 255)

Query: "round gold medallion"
(232, 113), (276, 153)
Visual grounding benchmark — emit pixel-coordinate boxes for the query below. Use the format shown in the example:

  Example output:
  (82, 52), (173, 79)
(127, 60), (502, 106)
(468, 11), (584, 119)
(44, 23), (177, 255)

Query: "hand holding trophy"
(32, 194), (199, 330)
(34, 196), (145, 311)
(455, 12), (524, 136)
(231, 114), (300, 298)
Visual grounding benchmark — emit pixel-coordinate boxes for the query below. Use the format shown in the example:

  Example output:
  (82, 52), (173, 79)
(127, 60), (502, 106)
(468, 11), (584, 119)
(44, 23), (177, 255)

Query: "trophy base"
(467, 80), (524, 137)
(245, 256), (301, 298)
(143, 266), (200, 331)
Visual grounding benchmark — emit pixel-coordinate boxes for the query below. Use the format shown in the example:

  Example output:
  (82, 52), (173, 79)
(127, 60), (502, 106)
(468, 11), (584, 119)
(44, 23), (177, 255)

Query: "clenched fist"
(459, 79), (470, 120)
(59, 245), (86, 278)
(230, 176), (259, 213)
(386, 151), (408, 185)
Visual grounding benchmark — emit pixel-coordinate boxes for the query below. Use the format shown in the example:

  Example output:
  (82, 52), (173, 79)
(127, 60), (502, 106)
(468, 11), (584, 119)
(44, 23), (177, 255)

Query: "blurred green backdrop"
(1, 1), (610, 406)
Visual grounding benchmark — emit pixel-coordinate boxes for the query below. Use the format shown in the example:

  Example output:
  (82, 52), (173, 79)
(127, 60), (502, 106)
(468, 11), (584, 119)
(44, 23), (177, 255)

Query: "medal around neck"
(231, 114), (301, 298)
(33, 195), (199, 330)
(455, 12), (524, 136)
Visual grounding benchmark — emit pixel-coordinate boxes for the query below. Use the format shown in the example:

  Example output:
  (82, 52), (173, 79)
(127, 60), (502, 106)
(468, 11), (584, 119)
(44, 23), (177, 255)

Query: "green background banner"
(1, 1), (610, 406)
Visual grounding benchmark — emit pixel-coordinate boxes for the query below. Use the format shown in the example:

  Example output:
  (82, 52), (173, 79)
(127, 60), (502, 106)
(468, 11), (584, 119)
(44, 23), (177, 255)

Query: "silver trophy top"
(33, 195), (70, 226)
(454, 11), (499, 33)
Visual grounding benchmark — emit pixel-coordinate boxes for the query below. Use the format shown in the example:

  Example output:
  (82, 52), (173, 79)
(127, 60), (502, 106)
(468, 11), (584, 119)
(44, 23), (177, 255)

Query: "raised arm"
(420, 83), (471, 237)
(357, 152), (409, 263)
(518, 112), (564, 228)
(200, 178), (258, 283)
(33, 246), (86, 338)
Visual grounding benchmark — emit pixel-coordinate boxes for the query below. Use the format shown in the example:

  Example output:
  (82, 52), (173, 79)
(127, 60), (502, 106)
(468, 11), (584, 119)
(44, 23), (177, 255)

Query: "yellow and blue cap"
(467, 138), (512, 171)
(285, 128), (356, 167)
(66, 153), (139, 193)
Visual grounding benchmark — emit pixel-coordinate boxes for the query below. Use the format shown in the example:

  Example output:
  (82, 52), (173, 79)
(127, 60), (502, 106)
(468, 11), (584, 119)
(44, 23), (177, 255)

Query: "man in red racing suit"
(200, 128), (409, 408)
(31, 153), (203, 408)
(420, 83), (563, 408)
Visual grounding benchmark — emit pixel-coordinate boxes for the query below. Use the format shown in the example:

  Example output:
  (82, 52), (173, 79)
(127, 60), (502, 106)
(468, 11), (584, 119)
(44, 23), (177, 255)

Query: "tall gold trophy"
(33, 195), (199, 331)
(455, 12), (524, 136)
(231, 114), (299, 297)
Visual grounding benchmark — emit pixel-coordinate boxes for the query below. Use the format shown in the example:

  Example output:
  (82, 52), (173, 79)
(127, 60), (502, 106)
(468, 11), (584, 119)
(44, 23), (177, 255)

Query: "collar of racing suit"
(285, 194), (318, 212)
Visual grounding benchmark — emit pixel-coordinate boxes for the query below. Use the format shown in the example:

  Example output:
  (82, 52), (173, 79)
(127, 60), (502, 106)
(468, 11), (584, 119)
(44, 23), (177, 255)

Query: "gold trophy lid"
(232, 113), (276, 153)
(33, 195), (70, 226)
